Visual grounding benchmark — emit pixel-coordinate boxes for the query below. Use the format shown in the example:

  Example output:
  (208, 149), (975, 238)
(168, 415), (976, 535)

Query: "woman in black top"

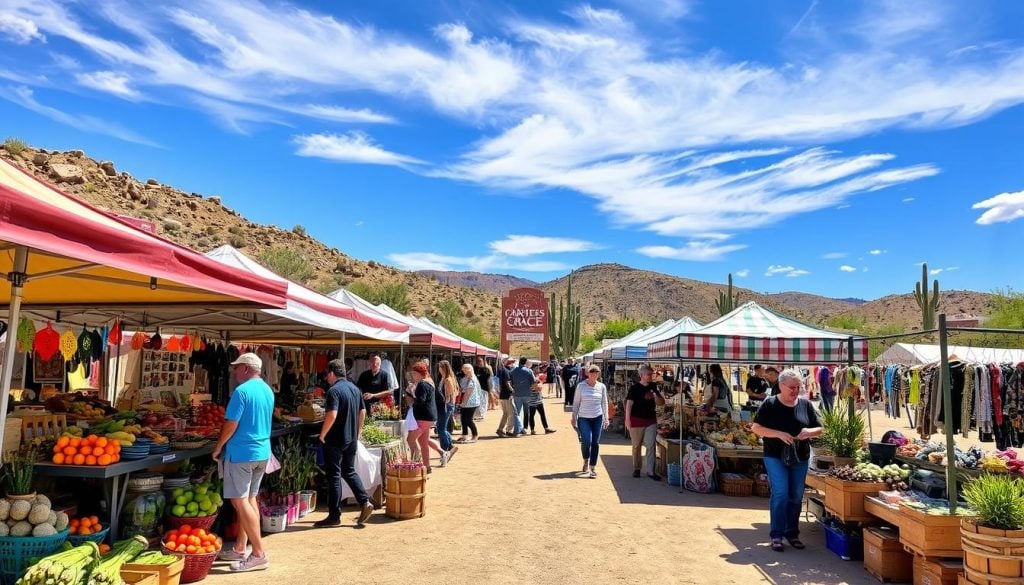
(703, 364), (732, 412)
(278, 361), (298, 408)
(405, 363), (447, 472)
(751, 368), (823, 552)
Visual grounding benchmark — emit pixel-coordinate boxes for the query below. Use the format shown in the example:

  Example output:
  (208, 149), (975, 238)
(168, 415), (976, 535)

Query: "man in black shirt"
(765, 366), (781, 397)
(561, 358), (580, 407)
(625, 365), (665, 480)
(316, 359), (373, 528)
(495, 357), (520, 436)
(356, 355), (390, 412)
(745, 365), (770, 402)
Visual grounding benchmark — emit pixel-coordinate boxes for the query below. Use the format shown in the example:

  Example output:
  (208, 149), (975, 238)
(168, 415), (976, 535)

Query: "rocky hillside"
(417, 270), (537, 295)
(0, 142), (503, 338)
(765, 292), (863, 319)
(843, 291), (994, 330)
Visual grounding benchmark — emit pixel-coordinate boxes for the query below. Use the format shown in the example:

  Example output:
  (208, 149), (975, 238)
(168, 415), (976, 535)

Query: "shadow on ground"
(718, 522), (876, 585)
(599, 453), (767, 510)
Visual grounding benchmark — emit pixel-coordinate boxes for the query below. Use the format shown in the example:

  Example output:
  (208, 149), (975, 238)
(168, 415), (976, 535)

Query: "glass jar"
(120, 485), (166, 539)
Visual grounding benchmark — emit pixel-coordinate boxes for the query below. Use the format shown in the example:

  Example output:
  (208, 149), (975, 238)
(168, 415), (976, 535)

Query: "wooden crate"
(913, 555), (962, 585)
(866, 497), (905, 529)
(899, 505), (967, 559)
(122, 554), (185, 585)
(825, 476), (887, 523)
(19, 414), (67, 442)
(120, 571), (160, 585)
(865, 526), (913, 583)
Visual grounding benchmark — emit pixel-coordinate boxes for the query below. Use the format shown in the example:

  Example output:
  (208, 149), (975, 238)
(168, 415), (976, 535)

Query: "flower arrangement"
(369, 402), (400, 421)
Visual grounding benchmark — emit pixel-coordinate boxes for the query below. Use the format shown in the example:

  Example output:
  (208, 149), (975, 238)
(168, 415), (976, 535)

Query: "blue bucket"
(667, 463), (682, 486)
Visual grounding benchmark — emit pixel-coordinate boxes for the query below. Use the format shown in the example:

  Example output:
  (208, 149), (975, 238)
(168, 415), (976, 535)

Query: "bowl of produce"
(66, 516), (109, 545)
(162, 527), (222, 583)
(166, 482), (223, 530)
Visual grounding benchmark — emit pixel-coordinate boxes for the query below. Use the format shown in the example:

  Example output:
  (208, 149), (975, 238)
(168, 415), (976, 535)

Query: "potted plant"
(2, 445), (38, 500)
(818, 400), (865, 469)
(960, 474), (1024, 584)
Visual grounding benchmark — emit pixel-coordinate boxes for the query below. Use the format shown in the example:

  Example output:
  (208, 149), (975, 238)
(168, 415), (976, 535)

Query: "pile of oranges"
(68, 515), (104, 536)
(51, 435), (121, 466)
(162, 526), (222, 555)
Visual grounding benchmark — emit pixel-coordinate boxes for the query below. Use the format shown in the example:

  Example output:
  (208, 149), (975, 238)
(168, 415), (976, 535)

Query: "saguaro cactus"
(549, 273), (582, 359)
(716, 273), (740, 316)
(915, 263), (940, 330)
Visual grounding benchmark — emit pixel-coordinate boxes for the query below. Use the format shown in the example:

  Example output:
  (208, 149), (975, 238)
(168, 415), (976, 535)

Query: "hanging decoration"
(166, 335), (180, 352)
(17, 318), (36, 353)
(131, 331), (146, 350)
(108, 320), (122, 346)
(180, 333), (192, 352)
(99, 325), (109, 349)
(89, 329), (103, 361)
(59, 328), (78, 361)
(149, 332), (163, 351)
(0, 321), (6, 340)
(33, 322), (60, 360)
(77, 327), (94, 364)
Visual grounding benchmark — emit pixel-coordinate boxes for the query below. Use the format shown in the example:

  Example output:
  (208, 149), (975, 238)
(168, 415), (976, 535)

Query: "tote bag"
(403, 406), (418, 432)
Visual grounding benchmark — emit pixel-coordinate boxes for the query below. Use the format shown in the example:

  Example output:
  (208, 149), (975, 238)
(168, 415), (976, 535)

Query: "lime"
(171, 505), (186, 517)
(175, 495), (189, 506)
(195, 485), (208, 496)
(186, 502), (199, 513)
(171, 488), (184, 500)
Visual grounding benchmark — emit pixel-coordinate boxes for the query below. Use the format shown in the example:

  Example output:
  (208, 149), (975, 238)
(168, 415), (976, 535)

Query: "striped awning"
(647, 301), (867, 364)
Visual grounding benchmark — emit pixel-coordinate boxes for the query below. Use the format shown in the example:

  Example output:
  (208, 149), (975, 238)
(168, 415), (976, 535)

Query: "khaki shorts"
(223, 459), (268, 500)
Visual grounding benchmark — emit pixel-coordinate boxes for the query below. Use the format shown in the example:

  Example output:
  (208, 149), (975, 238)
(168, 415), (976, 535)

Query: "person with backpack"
(561, 358), (580, 408)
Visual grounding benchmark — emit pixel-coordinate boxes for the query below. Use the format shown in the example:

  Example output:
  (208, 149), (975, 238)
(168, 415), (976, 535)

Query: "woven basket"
(0, 529), (71, 585)
(753, 478), (771, 498)
(165, 514), (217, 532)
(719, 474), (754, 497)
(170, 441), (207, 451)
(162, 547), (217, 584)
(67, 524), (110, 545)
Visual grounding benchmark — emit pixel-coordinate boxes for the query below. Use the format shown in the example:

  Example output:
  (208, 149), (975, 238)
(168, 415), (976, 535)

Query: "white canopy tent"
(875, 343), (1024, 365)
(605, 317), (703, 361)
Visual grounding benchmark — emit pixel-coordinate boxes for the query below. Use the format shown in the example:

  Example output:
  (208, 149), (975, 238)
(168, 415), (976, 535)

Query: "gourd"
(28, 502), (52, 525)
(33, 494), (51, 507)
(54, 511), (69, 531)
(10, 520), (33, 536)
(47, 511), (57, 526)
(32, 523), (57, 537)
(9, 500), (31, 521)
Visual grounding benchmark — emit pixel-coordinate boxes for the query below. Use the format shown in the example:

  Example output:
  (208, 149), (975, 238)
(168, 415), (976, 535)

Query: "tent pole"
(0, 246), (29, 458)
(340, 332), (346, 363)
(846, 336), (857, 438)
(937, 314), (957, 515)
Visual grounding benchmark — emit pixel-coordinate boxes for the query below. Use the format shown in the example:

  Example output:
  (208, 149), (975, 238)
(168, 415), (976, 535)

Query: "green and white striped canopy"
(647, 301), (867, 364)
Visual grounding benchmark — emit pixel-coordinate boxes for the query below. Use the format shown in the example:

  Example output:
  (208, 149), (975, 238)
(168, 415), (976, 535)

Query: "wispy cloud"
(839, 264), (857, 272)
(973, 190), (1024, 225)
(76, 70), (141, 100)
(836, 204), (852, 210)
(0, 13), (44, 44)
(735, 268), (750, 278)
(0, 85), (159, 146)
(930, 266), (960, 275)
(636, 238), (746, 262)
(387, 251), (566, 273)
(489, 235), (600, 257)
(868, 249), (886, 255)
(822, 251), (847, 259)
(765, 265), (810, 278)
(902, 197), (915, 203)
(293, 132), (423, 168)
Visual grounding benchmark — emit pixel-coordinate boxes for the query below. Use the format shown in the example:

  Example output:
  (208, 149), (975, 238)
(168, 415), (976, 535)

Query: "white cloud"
(489, 235), (600, 257)
(902, 197), (915, 203)
(0, 13), (44, 44)
(868, 249), (886, 255)
(839, 265), (857, 272)
(387, 251), (566, 273)
(636, 238), (747, 262)
(734, 269), (750, 278)
(930, 266), (960, 275)
(765, 265), (810, 277)
(836, 204), (852, 209)
(0, 85), (159, 146)
(822, 252), (847, 259)
(293, 132), (423, 167)
(75, 71), (141, 99)
(973, 190), (1024, 225)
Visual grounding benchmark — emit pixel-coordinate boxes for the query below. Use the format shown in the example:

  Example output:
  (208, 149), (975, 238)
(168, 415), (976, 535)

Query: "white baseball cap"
(230, 352), (262, 369)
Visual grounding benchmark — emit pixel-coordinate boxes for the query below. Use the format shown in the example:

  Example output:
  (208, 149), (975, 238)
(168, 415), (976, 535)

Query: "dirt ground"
(205, 401), (936, 585)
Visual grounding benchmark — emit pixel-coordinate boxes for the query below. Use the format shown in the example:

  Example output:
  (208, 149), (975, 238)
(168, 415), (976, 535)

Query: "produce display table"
(864, 496), (904, 528)
(33, 422), (319, 539)
(713, 447), (764, 460)
(805, 472), (826, 492)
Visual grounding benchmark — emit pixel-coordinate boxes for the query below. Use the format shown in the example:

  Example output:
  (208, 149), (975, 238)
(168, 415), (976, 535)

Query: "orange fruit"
(104, 444), (117, 455)
(112, 443), (121, 453)
(72, 454), (86, 465)
(63, 446), (76, 456)
(185, 545), (197, 554)
(85, 455), (97, 465)
(69, 518), (80, 528)
(52, 453), (65, 464)
(98, 454), (111, 466)
(56, 436), (70, 449)
(69, 437), (81, 448)
(89, 516), (99, 525)
(179, 525), (192, 535)
(112, 454), (120, 463)
(96, 437), (108, 448)
(175, 544), (187, 553)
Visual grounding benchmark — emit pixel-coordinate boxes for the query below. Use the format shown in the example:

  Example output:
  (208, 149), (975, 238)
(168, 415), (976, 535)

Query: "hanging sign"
(500, 288), (549, 359)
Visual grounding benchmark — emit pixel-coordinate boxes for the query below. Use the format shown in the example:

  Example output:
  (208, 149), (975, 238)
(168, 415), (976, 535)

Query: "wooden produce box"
(825, 476), (887, 523)
(899, 505), (967, 559)
(122, 553), (185, 585)
(913, 555), (962, 585)
(865, 497), (905, 529)
(864, 526), (913, 583)
(655, 437), (683, 477)
(120, 571), (160, 585)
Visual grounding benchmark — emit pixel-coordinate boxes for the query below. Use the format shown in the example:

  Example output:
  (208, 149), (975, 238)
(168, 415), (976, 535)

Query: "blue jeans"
(577, 416), (603, 466)
(513, 396), (530, 434)
(763, 456), (809, 540)
(436, 404), (455, 451)
(821, 393), (835, 412)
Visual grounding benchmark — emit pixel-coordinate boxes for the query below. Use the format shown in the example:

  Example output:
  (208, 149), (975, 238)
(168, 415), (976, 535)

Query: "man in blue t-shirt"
(212, 352), (274, 572)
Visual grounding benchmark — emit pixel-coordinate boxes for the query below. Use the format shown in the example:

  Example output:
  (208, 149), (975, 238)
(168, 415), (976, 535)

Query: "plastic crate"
(0, 530), (71, 585)
(823, 521), (863, 561)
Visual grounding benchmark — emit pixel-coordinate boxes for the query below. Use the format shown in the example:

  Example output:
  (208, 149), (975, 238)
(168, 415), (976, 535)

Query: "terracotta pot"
(5, 492), (36, 501)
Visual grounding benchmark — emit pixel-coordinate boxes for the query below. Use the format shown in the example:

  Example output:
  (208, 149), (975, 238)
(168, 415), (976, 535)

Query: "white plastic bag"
(403, 407), (417, 433)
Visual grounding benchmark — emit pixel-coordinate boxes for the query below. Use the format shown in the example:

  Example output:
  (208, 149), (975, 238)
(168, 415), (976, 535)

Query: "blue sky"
(1, 0), (1023, 300)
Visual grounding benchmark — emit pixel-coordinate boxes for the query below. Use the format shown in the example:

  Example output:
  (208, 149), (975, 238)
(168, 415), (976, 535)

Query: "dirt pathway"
(207, 398), (880, 585)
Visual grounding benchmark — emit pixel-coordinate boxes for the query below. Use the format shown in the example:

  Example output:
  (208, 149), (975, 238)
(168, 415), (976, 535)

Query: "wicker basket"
(719, 473), (754, 497)
(170, 441), (208, 451)
(162, 547), (217, 584)
(753, 477), (771, 498)
(0, 529), (71, 585)
(165, 513), (218, 532)
(67, 524), (110, 545)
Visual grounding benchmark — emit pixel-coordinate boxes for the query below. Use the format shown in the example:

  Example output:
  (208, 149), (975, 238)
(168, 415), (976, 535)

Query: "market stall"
(604, 317), (702, 362)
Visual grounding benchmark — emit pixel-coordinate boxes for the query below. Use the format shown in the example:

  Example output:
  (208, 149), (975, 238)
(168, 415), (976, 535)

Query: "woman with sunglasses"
(571, 365), (609, 478)
(751, 368), (823, 552)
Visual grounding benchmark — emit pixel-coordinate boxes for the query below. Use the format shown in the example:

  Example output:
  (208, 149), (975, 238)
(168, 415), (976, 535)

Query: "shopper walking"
(561, 358), (580, 408)
(626, 365), (665, 480)
(435, 361), (460, 455)
(404, 363), (449, 471)
(474, 356), (494, 420)
(212, 353), (274, 572)
(315, 359), (374, 528)
(818, 366), (836, 412)
(527, 365), (556, 435)
(510, 357), (536, 437)
(572, 365), (609, 478)
(545, 355), (558, 398)
(495, 357), (521, 436)
(751, 368), (823, 552)
(457, 363), (481, 442)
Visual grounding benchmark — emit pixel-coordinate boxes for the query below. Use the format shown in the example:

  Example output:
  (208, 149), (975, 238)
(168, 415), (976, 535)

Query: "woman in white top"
(457, 363), (481, 443)
(571, 365), (609, 478)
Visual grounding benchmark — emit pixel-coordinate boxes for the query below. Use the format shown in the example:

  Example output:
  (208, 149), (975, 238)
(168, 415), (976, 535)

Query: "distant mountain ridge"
(417, 271), (538, 295)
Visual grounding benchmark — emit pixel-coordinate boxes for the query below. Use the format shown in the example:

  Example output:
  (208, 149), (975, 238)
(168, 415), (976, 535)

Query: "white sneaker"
(439, 451), (449, 467)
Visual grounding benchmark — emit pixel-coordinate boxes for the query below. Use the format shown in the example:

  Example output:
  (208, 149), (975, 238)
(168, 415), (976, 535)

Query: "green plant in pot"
(818, 400), (865, 469)
(961, 474), (1024, 582)
(963, 474), (1024, 531)
(2, 444), (39, 499)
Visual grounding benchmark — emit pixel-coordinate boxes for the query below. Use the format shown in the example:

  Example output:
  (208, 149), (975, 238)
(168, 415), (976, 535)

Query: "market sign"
(500, 287), (549, 359)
